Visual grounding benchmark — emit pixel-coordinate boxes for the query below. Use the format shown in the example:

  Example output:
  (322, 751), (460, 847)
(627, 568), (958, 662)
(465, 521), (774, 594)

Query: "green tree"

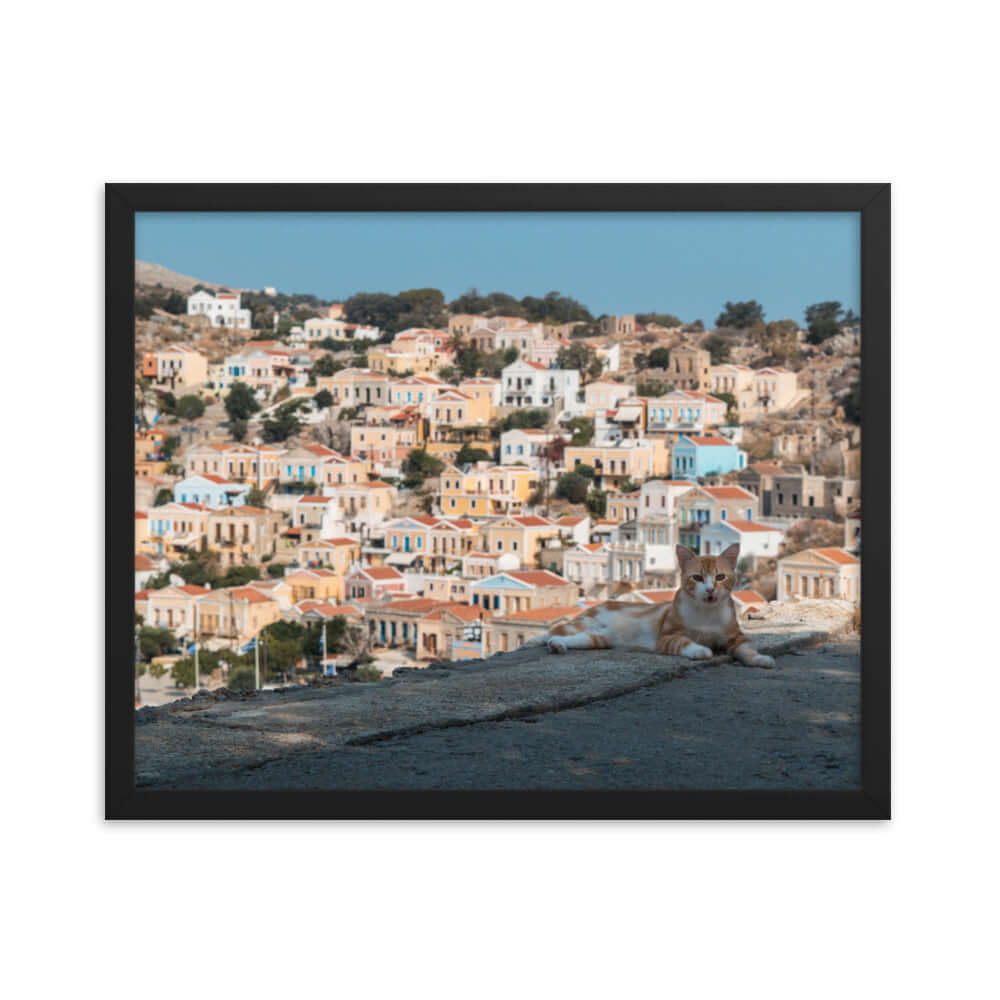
(171, 657), (196, 689)
(574, 463), (595, 479)
(455, 443), (492, 465)
(246, 486), (268, 507)
(227, 666), (257, 692)
(312, 353), (340, 378)
(314, 389), (334, 410)
(701, 334), (731, 364)
(566, 416), (594, 446)
(230, 418), (248, 442)
(806, 319), (841, 345)
(397, 287), (448, 329)
(225, 381), (260, 422)
(261, 399), (309, 443)
(500, 409), (550, 432)
(647, 347), (671, 369)
(585, 489), (607, 517)
(267, 562), (287, 577)
(716, 300), (765, 329)
(555, 471), (589, 504)
(636, 380), (669, 397)
(842, 377), (861, 424)
(750, 319), (800, 363)
(636, 313), (682, 327)
(402, 448), (444, 487)
(175, 394), (206, 420)
(805, 301), (843, 326)
(617, 476), (639, 495)
(153, 488), (173, 506)
(556, 342), (595, 373)
(137, 625), (178, 660)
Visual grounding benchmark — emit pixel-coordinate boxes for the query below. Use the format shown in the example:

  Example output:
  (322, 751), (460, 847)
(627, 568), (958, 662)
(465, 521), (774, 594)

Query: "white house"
(700, 520), (785, 562)
(595, 342), (621, 373)
(500, 428), (560, 467)
(187, 290), (252, 329)
(172, 474), (249, 508)
(501, 361), (580, 408)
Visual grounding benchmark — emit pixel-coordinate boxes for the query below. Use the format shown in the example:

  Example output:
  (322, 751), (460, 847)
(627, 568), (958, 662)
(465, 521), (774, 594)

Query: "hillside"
(135, 260), (243, 294)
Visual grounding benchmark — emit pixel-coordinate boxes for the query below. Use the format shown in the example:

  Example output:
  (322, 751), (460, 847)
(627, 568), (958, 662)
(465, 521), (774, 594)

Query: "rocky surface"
(135, 600), (860, 790)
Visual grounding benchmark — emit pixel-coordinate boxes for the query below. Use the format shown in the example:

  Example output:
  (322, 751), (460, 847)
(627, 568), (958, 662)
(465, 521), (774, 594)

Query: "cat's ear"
(719, 543), (741, 569)
(676, 544), (697, 569)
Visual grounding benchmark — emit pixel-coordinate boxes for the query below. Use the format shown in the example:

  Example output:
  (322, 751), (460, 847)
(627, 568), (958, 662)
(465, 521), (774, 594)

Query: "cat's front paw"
(680, 642), (713, 660)
(547, 638), (567, 655)
(749, 653), (775, 669)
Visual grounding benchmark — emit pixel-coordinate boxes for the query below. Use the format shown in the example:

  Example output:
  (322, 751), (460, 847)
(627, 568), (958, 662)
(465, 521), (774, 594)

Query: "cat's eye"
(691, 574), (704, 582)
(715, 574), (726, 581)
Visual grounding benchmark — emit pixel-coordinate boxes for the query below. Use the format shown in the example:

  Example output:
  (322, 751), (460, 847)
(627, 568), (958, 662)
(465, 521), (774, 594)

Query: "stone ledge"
(135, 600), (857, 787)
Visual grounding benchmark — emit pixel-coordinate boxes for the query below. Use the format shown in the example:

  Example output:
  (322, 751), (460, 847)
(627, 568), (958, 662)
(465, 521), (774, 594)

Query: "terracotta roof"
(199, 473), (232, 484)
(381, 598), (445, 613)
(512, 516), (552, 527)
(135, 590), (151, 601)
(311, 537), (358, 548)
(506, 570), (570, 587)
(704, 486), (755, 500)
(733, 590), (767, 605)
(297, 495), (331, 504)
(135, 555), (155, 570)
(814, 547), (859, 565)
(689, 436), (733, 446)
(228, 587), (274, 603)
(581, 543), (605, 552)
(360, 567), (405, 580)
(496, 605), (586, 623)
(177, 585), (210, 596)
(722, 520), (778, 533)
(135, 511), (148, 519)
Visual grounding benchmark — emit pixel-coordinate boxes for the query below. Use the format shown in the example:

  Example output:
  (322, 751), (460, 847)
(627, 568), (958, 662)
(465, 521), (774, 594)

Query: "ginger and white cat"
(527, 543), (774, 668)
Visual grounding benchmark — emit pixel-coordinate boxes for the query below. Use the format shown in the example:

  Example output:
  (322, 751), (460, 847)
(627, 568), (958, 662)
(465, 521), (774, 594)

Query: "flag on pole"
(186, 642), (197, 654)
(239, 638), (257, 654)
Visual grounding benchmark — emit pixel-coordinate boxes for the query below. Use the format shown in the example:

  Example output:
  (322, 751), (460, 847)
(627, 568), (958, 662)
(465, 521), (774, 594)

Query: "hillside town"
(134, 273), (861, 703)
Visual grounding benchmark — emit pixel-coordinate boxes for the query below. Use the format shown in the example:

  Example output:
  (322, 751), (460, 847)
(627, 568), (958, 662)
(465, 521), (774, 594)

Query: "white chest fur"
(675, 593), (734, 648)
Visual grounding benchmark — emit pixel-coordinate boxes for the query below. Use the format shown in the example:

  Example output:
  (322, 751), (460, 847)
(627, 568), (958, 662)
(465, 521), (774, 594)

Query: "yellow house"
(483, 516), (561, 569)
(439, 464), (536, 517)
(193, 587), (282, 648)
(428, 389), (492, 437)
(205, 506), (285, 566)
(315, 368), (392, 407)
(606, 490), (641, 522)
(367, 346), (440, 375)
(564, 439), (668, 489)
(296, 537), (360, 577)
(415, 603), (487, 661)
(284, 568), (346, 603)
(777, 547), (860, 602)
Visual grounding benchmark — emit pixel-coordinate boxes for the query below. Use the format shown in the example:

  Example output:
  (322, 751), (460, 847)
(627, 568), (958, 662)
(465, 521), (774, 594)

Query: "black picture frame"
(107, 183), (890, 820)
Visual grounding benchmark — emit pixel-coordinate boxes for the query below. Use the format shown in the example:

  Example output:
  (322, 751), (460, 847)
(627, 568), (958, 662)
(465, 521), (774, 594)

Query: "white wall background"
(4, 3), (997, 999)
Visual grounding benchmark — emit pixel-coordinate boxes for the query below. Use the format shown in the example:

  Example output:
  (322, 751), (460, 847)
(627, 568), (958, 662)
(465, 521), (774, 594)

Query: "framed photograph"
(107, 183), (889, 820)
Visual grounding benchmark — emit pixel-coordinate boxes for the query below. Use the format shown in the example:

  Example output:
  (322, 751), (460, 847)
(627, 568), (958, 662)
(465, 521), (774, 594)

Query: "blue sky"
(136, 212), (859, 324)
